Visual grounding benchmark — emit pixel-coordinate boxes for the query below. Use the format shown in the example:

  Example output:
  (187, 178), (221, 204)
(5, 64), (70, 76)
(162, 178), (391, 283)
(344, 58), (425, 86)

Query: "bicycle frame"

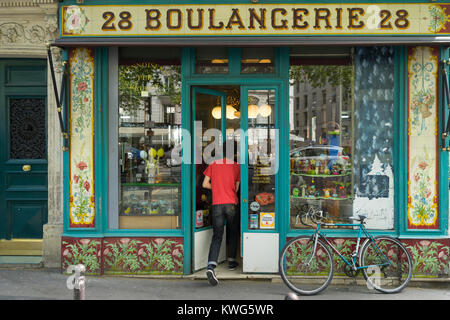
(308, 222), (392, 271)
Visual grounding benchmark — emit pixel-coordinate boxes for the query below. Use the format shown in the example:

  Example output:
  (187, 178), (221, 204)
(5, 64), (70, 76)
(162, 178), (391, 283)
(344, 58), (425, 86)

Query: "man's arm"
(202, 176), (212, 189)
(235, 181), (240, 192)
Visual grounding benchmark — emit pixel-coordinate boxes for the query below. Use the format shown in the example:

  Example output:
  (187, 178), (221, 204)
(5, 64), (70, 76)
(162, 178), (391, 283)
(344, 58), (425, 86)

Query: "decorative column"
(407, 46), (440, 230)
(68, 48), (96, 228)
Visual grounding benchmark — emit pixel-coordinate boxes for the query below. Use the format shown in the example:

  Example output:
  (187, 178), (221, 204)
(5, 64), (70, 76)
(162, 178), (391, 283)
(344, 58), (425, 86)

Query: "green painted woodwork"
(60, 36), (450, 275)
(0, 59), (48, 240)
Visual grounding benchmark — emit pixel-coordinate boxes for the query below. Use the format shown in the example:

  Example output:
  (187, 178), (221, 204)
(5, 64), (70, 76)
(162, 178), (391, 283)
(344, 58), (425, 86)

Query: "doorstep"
(0, 256), (43, 268)
(186, 264), (279, 281)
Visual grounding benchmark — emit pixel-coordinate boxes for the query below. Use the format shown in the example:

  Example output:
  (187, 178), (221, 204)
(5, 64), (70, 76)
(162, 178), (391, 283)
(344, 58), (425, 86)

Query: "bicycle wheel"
(279, 236), (334, 296)
(360, 236), (413, 293)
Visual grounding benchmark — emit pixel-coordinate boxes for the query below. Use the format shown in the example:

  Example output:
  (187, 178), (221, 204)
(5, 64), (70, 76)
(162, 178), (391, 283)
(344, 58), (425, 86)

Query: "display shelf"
(120, 183), (181, 218)
(122, 183), (180, 187)
(290, 196), (352, 201)
(291, 172), (351, 178)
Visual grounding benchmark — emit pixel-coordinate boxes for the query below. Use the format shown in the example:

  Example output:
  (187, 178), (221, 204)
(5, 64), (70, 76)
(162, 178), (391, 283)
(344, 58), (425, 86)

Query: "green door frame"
(181, 47), (290, 274)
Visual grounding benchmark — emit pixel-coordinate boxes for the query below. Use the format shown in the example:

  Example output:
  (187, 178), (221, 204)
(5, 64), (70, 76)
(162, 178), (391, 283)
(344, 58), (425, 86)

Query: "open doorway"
(192, 85), (243, 275)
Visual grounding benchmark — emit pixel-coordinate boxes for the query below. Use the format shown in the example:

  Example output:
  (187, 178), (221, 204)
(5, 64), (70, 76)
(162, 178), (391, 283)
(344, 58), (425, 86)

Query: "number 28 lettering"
(102, 11), (133, 31)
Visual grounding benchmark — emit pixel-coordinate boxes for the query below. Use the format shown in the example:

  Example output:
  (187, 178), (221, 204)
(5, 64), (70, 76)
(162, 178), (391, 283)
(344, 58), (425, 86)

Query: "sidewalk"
(0, 265), (449, 300)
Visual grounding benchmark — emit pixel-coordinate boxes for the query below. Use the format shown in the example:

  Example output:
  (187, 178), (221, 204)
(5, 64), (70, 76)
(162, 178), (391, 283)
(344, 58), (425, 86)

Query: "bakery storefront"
(56, 1), (450, 277)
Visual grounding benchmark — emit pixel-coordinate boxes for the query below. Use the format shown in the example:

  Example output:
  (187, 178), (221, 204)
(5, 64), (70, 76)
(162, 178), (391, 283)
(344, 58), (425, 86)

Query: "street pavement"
(0, 268), (448, 301)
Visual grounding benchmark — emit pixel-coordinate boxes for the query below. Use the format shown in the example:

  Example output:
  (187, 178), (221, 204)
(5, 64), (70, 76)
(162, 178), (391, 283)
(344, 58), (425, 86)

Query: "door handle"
(22, 165), (31, 172)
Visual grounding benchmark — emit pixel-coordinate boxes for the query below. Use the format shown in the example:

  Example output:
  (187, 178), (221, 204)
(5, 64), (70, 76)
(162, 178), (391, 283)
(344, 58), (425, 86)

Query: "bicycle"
(279, 206), (413, 295)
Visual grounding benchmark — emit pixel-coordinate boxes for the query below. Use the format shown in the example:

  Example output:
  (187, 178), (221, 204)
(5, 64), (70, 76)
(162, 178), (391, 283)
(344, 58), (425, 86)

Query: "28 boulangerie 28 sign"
(61, 3), (450, 37)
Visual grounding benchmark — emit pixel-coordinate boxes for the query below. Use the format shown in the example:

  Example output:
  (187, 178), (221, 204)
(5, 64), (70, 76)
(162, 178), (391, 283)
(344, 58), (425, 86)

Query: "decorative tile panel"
(61, 237), (102, 275)
(286, 237), (450, 278)
(103, 237), (184, 275)
(61, 237), (184, 275)
(407, 47), (439, 230)
(69, 48), (95, 228)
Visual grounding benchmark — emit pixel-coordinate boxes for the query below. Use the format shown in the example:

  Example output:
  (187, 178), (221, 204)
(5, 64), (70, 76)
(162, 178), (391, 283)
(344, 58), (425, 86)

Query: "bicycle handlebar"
(299, 207), (367, 227)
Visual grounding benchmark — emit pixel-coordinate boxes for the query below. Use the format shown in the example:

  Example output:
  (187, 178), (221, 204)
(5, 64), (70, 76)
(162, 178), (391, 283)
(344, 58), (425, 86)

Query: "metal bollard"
(67, 264), (86, 300)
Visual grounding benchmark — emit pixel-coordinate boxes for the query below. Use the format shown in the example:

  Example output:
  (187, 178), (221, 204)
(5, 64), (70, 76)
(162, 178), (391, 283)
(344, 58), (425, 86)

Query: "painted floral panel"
(103, 237), (184, 275)
(285, 238), (449, 278)
(61, 238), (102, 275)
(428, 4), (450, 34)
(63, 6), (90, 35)
(69, 48), (95, 228)
(407, 47), (439, 229)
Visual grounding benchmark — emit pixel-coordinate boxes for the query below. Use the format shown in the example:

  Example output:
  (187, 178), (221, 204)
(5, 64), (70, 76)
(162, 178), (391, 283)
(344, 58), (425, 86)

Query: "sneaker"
(228, 261), (239, 271)
(206, 268), (218, 286)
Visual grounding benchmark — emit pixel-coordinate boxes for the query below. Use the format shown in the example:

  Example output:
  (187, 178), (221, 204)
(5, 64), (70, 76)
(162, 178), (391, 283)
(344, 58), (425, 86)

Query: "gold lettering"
(208, 8), (224, 30)
(314, 8), (332, 29)
(335, 8), (343, 29)
(167, 9), (182, 30)
(248, 8), (266, 30)
(145, 9), (161, 30)
(271, 8), (288, 30)
(348, 8), (365, 29)
(292, 8), (308, 29)
(226, 8), (245, 30)
(187, 8), (204, 30)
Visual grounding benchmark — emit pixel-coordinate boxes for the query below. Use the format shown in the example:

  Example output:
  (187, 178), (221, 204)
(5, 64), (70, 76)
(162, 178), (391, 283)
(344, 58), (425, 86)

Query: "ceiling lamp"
(212, 106), (222, 119)
(226, 105), (238, 119)
(258, 104), (272, 117)
(248, 104), (259, 118)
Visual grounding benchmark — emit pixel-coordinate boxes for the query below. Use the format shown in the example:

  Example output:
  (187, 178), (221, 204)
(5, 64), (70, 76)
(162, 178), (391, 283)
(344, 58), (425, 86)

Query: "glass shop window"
(288, 46), (395, 230)
(241, 47), (274, 74)
(116, 47), (182, 229)
(195, 47), (229, 74)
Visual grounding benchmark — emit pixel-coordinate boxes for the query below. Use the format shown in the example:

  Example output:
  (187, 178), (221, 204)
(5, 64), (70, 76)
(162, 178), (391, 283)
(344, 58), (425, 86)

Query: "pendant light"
(258, 104), (272, 117)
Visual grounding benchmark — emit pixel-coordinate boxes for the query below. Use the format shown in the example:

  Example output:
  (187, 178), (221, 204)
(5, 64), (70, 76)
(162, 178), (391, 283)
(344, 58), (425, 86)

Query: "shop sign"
(61, 3), (450, 37)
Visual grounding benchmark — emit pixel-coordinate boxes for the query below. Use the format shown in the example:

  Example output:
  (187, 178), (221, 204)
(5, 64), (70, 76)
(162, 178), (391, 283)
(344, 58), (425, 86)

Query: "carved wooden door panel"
(0, 60), (48, 241)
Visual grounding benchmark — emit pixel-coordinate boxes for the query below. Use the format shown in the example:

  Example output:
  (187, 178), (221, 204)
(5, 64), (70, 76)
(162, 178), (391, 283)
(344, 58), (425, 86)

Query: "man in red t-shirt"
(202, 140), (240, 286)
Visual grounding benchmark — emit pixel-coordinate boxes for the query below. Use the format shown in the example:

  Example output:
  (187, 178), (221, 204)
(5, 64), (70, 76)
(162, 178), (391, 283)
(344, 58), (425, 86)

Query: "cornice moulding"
(0, 0), (56, 8)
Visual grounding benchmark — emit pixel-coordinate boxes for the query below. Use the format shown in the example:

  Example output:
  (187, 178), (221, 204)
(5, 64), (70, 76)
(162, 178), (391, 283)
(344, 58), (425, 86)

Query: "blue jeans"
(207, 204), (239, 267)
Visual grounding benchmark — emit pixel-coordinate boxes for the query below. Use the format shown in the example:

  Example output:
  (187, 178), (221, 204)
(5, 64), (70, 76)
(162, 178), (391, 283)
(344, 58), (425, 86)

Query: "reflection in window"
(195, 47), (229, 74)
(118, 50), (182, 229)
(241, 47), (274, 74)
(289, 54), (354, 229)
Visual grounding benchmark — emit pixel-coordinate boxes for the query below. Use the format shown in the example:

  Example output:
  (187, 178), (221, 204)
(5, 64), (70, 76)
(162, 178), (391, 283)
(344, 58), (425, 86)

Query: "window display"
(116, 47), (182, 229)
(289, 49), (354, 229)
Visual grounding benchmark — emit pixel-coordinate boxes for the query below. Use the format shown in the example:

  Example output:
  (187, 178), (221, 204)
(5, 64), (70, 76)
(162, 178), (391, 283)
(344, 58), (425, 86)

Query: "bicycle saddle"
(358, 214), (367, 222)
(350, 215), (367, 222)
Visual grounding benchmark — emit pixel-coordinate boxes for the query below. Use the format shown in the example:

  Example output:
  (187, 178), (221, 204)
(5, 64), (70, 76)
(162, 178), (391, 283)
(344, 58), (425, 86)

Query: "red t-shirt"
(203, 158), (240, 205)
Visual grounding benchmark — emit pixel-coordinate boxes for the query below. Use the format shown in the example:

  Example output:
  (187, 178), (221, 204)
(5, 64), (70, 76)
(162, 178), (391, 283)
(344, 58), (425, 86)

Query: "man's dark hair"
(222, 139), (236, 159)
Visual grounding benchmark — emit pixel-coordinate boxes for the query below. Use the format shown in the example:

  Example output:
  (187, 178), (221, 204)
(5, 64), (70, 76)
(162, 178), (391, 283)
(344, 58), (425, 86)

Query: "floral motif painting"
(407, 46), (439, 229)
(428, 5), (450, 33)
(63, 6), (90, 35)
(284, 238), (450, 278)
(61, 238), (102, 275)
(69, 48), (95, 228)
(103, 237), (184, 275)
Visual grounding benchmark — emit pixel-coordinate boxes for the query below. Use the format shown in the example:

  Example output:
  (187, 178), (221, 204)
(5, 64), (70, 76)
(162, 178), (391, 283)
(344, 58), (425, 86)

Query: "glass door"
(240, 86), (280, 273)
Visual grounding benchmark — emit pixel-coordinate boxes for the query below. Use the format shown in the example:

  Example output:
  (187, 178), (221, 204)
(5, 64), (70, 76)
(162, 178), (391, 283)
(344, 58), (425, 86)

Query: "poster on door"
(260, 212), (275, 229)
